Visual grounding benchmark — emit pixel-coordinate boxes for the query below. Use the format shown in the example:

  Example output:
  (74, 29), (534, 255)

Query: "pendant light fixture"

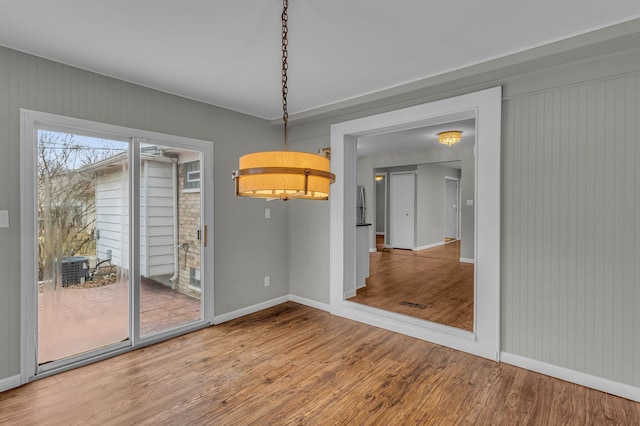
(232, 0), (336, 200)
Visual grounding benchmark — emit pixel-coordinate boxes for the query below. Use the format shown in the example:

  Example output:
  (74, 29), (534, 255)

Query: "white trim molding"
(213, 296), (289, 324)
(460, 257), (475, 264)
(500, 352), (640, 403)
(414, 241), (445, 251)
(288, 295), (331, 312)
(330, 86), (502, 361)
(0, 374), (22, 393)
(213, 295), (331, 325)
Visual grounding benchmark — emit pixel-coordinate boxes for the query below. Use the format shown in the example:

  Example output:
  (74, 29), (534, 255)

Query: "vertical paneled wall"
(502, 73), (640, 387)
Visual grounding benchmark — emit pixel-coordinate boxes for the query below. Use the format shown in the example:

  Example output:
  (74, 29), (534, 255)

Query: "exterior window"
(189, 267), (201, 290)
(183, 161), (200, 191)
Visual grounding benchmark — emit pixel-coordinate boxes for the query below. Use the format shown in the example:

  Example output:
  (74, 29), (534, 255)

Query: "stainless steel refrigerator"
(356, 185), (366, 225)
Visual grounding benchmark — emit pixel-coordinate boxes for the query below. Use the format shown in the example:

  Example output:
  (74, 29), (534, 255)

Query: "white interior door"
(445, 178), (459, 239)
(390, 172), (414, 249)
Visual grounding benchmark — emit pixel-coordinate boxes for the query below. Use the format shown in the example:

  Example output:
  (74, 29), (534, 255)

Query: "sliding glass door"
(37, 131), (130, 364)
(138, 143), (203, 337)
(23, 110), (213, 377)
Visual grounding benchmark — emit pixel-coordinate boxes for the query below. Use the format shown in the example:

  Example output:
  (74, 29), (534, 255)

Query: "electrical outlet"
(265, 208), (271, 219)
(264, 276), (270, 287)
(0, 210), (8, 228)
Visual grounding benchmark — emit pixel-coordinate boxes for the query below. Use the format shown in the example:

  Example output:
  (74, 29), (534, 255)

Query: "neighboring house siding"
(95, 166), (129, 268)
(141, 160), (175, 277)
(95, 158), (175, 278)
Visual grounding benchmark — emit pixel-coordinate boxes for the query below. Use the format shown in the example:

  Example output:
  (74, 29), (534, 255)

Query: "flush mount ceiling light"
(232, 0), (336, 201)
(375, 175), (384, 181)
(438, 130), (462, 146)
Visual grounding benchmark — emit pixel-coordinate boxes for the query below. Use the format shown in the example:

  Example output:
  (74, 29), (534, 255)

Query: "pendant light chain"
(232, 0), (335, 200)
(281, 0), (289, 151)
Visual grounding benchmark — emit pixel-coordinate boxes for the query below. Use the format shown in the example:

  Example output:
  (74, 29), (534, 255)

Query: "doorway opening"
(329, 86), (501, 360)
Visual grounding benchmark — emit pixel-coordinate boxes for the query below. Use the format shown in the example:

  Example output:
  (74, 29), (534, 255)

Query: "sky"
(38, 130), (129, 170)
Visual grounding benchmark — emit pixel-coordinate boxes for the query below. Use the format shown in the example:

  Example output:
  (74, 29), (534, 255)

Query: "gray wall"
(0, 46), (289, 381)
(288, 137), (331, 304)
(356, 146), (474, 259)
(416, 163), (461, 248)
(502, 67), (640, 387)
(288, 30), (640, 388)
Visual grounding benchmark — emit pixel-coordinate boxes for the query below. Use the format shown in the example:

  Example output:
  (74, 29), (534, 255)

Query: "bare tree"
(37, 132), (115, 283)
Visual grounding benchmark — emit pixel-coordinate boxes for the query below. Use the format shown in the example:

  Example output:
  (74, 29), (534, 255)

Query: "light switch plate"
(265, 208), (271, 219)
(466, 199), (474, 207)
(0, 210), (8, 228)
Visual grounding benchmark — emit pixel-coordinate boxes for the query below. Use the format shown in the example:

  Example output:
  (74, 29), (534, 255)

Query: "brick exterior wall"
(176, 162), (202, 299)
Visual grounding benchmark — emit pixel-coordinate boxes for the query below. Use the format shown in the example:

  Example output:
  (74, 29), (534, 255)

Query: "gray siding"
(141, 160), (174, 277)
(502, 73), (640, 386)
(95, 169), (129, 268)
(95, 160), (174, 276)
(0, 46), (288, 381)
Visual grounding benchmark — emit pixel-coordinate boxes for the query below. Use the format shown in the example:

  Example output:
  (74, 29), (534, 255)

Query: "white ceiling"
(1, 1), (640, 120)
(357, 118), (476, 157)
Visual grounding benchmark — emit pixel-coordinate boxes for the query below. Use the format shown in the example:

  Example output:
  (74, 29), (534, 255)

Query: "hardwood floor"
(350, 239), (474, 330)
(1, 302), (638, 425)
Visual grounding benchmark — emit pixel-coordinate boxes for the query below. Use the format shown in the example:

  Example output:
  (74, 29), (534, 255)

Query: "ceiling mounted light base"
(233, 151), (335, 200)
(438, 130), (462, 146)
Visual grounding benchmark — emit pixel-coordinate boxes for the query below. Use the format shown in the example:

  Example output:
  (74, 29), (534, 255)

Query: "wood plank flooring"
(350, 239), (474, 330)
(1, 302), (638, 425)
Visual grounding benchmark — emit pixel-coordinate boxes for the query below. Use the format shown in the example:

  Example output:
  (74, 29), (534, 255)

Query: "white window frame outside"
(183, 160), (201, 193)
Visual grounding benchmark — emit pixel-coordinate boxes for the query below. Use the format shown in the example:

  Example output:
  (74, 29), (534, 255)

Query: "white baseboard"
(376, 232), (385, 236)
(214, 294), (332, 324)
(343, 289), (357, 299)
(0, 374), (22, 393)
(414, 241), (445, 251)
(213, 295), (289, 324)
(288, 295), (331, 312)
(460, 257), (475, 264)
(369, 248), (377, 253)
(500, 352), (640, 403)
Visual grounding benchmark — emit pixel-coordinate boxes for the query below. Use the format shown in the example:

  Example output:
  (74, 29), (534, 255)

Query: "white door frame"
(19, 110), (214, 382)
(444, 176), (460, 240)
(329, 86), (502, 361)
(374, 172), (388, 245)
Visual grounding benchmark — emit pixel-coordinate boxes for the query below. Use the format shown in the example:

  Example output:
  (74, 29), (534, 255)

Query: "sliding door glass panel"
(139, 143), (202, 336)
(37, 130), (130, 364)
